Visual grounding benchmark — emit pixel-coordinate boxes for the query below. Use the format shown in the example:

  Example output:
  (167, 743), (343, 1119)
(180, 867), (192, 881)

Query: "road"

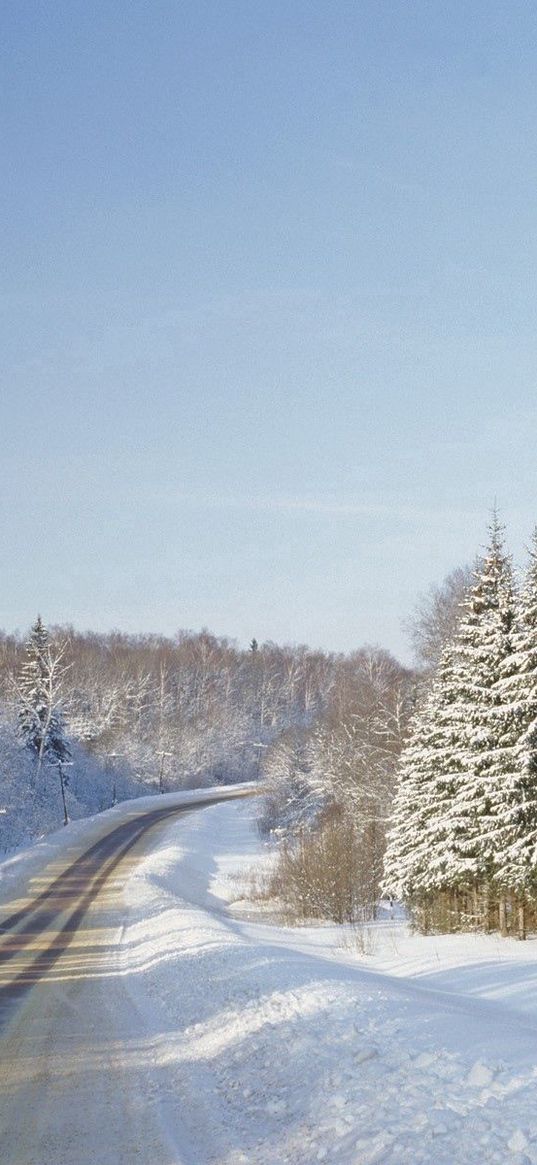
(0, 787), (254, 1165)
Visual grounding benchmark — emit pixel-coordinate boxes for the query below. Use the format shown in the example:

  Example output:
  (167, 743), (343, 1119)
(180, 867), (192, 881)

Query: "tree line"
(0, 617), (414, 857)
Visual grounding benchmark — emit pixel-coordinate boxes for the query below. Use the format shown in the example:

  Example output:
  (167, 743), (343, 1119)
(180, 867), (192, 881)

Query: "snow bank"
(116, 798), (537, 1164)
(0, 782), (257, 916)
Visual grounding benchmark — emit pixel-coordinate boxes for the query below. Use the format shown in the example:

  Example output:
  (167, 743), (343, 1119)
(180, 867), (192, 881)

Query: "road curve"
(0, 786), (255, 1165)
(0, 791), (253, 1029)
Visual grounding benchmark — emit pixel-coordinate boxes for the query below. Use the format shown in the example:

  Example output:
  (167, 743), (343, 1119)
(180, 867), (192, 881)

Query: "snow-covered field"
(4, 794), (537, 1163)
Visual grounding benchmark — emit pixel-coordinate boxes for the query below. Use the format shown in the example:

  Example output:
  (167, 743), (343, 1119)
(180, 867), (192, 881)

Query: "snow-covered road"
(2, 793), (537, 1163)
(0, 787), (255, 1165)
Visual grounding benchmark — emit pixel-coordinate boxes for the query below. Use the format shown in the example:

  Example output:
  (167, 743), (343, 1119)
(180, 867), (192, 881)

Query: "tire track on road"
(0, 792), (251, 1029)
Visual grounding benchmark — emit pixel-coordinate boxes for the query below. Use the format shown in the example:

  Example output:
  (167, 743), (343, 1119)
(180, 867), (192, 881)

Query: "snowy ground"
(4, 795), (537, 1163)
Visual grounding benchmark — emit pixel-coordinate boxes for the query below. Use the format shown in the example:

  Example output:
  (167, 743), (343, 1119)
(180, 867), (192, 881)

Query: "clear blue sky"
(2, 1), (537, 661)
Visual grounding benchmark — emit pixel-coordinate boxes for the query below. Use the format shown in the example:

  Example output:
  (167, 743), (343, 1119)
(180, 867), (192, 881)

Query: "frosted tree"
(445, 515), (517, 910)
(486, 529), (537, 931)
(259, 727), (318, 835)
(382, 643), (467, 925)
(382, 693), (437, 905)
(384, 515), (518, 932)
(17, 617), (72, 790)
(406, 564), (473, 671)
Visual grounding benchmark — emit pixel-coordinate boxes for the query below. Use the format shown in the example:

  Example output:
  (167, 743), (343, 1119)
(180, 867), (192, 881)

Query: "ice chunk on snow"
(467, 1061), (494, 1087)
(354, 1046), (379, 1064)
(508, 1129), (528, 1153)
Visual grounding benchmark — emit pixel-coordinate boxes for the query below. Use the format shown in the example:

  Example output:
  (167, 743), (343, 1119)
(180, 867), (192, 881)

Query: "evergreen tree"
(489, 528), (537, 907)
(17, 616), (71, 784)
(445, 515), (516, 895)
(382, 643), (467, 918)
(382, 689), (440, 904)
(384, 515), (519, 932)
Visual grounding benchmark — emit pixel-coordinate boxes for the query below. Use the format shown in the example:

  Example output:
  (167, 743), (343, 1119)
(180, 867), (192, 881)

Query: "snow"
(4, 792), (537, 1163)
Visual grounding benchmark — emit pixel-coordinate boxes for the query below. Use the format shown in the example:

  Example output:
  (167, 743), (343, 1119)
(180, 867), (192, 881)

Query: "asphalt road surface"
(0, 788), (254, 1165)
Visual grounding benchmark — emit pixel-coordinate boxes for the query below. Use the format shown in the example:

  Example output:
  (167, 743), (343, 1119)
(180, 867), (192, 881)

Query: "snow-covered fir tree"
(382, 642), (469, 922)
(382, 687), (440, 904)
(17, 616), (72, 784)
(384, 516), (523, 933)
(489, 528), (537, 911)
(445, 515), (517, 898)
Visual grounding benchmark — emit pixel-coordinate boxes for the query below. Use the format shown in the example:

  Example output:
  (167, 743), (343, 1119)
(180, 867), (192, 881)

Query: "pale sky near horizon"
(3, 2), (537, 662)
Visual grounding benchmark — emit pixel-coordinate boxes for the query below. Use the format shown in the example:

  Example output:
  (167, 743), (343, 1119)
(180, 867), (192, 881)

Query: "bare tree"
(405, 565), (473, 671)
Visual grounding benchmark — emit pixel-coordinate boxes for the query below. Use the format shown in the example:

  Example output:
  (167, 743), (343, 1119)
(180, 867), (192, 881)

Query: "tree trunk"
(517, 901), (526, 941)
(450, 890), (457, 932)
(499, 891), (508, 938)
(472, 884), (479, 929)
(482, 883), (490, 933)
(36, 704), (53, 785)
(58, 763), (69, 826)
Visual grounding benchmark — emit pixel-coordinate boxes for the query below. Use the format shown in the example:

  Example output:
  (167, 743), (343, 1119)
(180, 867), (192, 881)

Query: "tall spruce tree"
(17, 616), (71, 785)
(383, 642), (468, 922)
(488, 529), (537, 915)
(384, 515), (519, 932)
(382, 688), (443, 904)
(445, 515), (516, 903)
